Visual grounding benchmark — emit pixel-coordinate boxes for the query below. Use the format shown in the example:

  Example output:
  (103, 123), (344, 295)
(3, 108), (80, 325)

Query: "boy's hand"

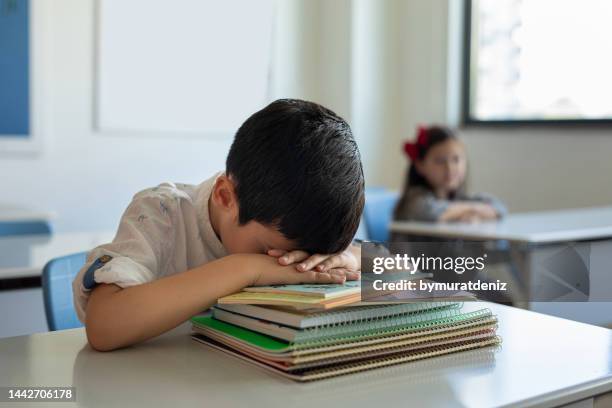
(251, 265), (348, 286)
(244, 254), (348, 286)
(267, 244), (361, 281)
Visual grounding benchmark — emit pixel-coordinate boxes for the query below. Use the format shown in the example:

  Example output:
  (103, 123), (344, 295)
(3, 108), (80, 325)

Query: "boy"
(73, 99), (365, 351)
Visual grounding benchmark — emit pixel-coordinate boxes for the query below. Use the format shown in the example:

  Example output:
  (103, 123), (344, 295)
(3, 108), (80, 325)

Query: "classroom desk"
(0, 204), (55, 224)
(0, 231), (115, 338)
(1, 302), (611, 408)
(389, 206), (612, 244)
(0, 231), (114, 281)
(390, 207), (612, 327)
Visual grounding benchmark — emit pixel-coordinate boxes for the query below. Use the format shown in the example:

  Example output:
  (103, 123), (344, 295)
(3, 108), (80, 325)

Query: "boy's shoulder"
(132, 182), (197, 203)
(126, 173), (220, 217)
(128, 182), (206, 218)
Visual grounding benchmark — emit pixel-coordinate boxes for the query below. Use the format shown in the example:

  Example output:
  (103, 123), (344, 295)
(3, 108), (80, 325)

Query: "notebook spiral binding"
(292, 308), (493, 347)
(300, 335), (503, 381)
(289, 327), (500, 369)
(303, 341), (498, 389)
(306, 301), (462, 328)
(292, 316), (498, 356)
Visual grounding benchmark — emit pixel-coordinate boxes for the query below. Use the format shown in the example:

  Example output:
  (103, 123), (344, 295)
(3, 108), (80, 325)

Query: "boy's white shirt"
(72, 172), (227, 322)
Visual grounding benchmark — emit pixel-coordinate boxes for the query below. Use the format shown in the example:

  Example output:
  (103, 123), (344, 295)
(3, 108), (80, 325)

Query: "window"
(464, 0), (612, 124)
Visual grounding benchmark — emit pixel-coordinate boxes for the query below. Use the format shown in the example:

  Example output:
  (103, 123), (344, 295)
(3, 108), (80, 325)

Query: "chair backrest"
(0, 221), (52, 237)
(363, 188), (399, 242)
(42, 252), (87, 331)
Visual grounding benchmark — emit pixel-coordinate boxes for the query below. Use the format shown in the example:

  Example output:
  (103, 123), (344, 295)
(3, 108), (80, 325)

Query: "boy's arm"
(86, 253), (345, 351)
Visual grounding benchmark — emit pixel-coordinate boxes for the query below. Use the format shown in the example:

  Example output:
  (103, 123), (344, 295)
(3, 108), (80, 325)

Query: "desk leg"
(595, 391), (612, 408)
(519, 240), (612, 327)
(506, 242), (531, 309)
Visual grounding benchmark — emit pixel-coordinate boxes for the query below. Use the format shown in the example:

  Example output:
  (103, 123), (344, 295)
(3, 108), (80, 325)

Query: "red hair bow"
(403, 126), (429, 161)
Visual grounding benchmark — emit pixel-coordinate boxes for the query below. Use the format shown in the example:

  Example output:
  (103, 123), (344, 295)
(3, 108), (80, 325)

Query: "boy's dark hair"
(226, 99), (364, 254)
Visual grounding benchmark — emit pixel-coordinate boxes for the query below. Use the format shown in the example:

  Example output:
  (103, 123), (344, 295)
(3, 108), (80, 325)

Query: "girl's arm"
(85, 253), (346, 351)
(439, 202), (499, 222)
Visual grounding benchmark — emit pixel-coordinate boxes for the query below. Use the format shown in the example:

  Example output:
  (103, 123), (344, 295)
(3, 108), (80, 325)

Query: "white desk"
(0, 204), (55, 224)
(390, 206), (612, 244)
(389, 207), (612, 327)
(0, 231), (115, 338)
(0, 232), (114, 280)
(1, 302), (610, 407)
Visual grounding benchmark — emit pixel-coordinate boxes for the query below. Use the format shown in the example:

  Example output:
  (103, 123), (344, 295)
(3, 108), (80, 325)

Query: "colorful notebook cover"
(190, 308), (495, 352)
(193, 322), (498, 365)
(193, 314), (498, 359)
(193, 334), (501, 381)
(192, 315), (498, 360)
(242, 281), (360, 299)
(217, 291), (361, 309)
(194, 328), (497, 371)
(210, 305), (467, 342)
(214, 301), (462, 329)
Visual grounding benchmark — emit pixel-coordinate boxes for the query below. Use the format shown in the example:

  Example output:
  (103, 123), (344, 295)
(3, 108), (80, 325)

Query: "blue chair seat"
(42, 252), (87, 331)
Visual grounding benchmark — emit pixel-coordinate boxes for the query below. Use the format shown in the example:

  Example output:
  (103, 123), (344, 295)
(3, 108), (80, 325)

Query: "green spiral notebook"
(194, 322), (498, 365)
(191, 305), (500, 381)
(215, 301), (462, 329)
(211, 304), (466, 342)
(193, 331), (501, 381)
(191, 307), (495, 352)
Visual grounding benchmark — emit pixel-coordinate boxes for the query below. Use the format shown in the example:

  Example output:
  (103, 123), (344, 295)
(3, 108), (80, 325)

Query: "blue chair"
(42, 252), (87, 331)
(353, 219), (368, 241)
(0, 221), (52, 237)
(363, 188), (399, 242)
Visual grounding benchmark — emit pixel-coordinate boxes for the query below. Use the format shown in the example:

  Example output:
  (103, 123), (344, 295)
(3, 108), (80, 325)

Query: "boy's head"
(213, 99), (364, 255)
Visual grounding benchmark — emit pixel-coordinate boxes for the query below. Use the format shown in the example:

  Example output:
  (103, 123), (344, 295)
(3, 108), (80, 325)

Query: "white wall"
(1, 0), (393, 233)
(1, 0), (231, 232)
(0, 0), (357, 233)
(394, 0), (612, 213)
(0, 0), (407, 234)
(2, 0), (611, 236)
(460, 128), (612, 212)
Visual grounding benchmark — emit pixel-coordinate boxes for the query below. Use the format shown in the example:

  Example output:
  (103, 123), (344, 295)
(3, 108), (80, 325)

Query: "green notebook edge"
(191, 316), (291, 351)
(191, 308), (493, 352)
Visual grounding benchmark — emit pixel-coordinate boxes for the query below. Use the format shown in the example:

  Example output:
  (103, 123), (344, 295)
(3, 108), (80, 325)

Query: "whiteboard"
(96, 0), (275, 134)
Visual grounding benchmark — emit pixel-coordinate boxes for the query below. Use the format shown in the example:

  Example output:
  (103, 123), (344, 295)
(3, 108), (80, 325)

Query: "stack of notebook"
(191, 283), (501, 381)
(216, 281), (362, 309)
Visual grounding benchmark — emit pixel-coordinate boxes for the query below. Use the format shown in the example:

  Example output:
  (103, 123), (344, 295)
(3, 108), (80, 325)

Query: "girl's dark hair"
(394, 126), (466, 218)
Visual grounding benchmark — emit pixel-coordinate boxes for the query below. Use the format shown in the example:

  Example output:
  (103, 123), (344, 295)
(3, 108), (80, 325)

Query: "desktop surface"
(390, 206), (612, 243)
(0, 231), (114, 280)
(1, 302), (610, 408)
(0, 205), (54, 223)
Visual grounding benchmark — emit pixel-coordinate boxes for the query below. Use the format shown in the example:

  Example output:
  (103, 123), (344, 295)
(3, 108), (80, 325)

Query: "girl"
(394, 125), (507, 223)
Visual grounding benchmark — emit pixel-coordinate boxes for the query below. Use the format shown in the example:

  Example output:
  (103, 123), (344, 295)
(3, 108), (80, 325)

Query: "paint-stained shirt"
(72, 172), (226, 322)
